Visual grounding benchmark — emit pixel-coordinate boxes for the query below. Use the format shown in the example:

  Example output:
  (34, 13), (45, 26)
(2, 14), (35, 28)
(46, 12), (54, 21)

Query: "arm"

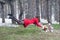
(34, 18), (48, 31)
(34, 18), (42, 28)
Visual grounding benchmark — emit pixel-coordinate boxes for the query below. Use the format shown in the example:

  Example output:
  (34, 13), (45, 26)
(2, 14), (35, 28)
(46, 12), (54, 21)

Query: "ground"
(0, 24), (60, 40)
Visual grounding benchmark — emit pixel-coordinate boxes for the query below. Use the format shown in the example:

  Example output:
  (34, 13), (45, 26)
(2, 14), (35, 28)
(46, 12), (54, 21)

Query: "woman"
(8, 14), (47, 31)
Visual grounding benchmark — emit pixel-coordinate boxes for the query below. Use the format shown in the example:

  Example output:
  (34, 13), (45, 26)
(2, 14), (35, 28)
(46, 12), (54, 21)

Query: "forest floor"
(0, 24), (60, 40)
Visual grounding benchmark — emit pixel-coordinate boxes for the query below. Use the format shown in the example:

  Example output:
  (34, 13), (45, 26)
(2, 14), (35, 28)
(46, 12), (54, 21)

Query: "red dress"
(23, 18), (42, 28)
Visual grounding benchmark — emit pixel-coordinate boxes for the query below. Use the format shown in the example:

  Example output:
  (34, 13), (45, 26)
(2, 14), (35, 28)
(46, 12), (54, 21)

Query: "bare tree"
(27, 0), (36, 19)
(59, 0), (60, 24)
(19, 0), (23, 21)
(0, 1), (5, 23)
(10, 0), (16, 24)
(36, 0), (40, 22)
(5, 0), (16, 24)
(46, 0), (52, 24)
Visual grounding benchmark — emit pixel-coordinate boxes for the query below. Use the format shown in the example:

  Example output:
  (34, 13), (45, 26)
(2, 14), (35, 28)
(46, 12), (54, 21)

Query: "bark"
(59, 0), (60, 24)
(19, 0), (23, 20)
(0, 1), (5, 23)
(46, 0), (52, 24)
(7, 0), (16, 24)
(36, 0), (40, 22)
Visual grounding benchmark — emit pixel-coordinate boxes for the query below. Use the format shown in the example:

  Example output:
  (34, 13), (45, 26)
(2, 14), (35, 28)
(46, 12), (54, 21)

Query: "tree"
(36, 0), (40, 22)
(10, 0), (16, 24)
(27, 0), (36, 19)
(0, 1), (5, 23)
(19, 0), (23, 21)
(59, 0), (60, 24)
(46, 0), (52, 24)
(5, 0), (16, 24)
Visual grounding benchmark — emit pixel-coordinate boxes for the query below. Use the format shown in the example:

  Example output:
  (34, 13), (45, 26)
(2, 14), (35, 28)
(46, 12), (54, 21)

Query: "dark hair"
(36, 16), (40, 22)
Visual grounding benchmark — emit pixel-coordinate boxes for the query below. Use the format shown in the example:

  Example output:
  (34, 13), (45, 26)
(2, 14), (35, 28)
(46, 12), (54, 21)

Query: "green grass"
(52, 24), (60, 29)
(0, 24), (60, 40)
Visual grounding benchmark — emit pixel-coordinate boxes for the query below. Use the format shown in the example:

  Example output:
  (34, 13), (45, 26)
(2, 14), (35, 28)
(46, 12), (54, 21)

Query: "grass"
(52, 24), (60, 29)
(0, 24), (60, 40)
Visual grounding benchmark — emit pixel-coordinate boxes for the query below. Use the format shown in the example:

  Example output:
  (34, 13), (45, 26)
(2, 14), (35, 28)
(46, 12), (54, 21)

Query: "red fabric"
(23, 18), (42, 28)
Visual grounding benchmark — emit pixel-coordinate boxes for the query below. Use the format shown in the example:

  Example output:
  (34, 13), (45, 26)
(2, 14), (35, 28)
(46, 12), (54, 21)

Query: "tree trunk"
(36, 0), (40, 22)
(7, 0), (16, 24)
(46, 0), (52, 24)
(59, 0), (60, 24)
(19, 0), (23, 21)
(27, 0), (36, 19)
(0, 2), (5, 23)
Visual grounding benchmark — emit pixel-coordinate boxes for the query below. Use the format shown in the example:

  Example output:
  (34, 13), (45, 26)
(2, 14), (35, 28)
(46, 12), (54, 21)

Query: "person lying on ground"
(8, 14), (48, 32)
